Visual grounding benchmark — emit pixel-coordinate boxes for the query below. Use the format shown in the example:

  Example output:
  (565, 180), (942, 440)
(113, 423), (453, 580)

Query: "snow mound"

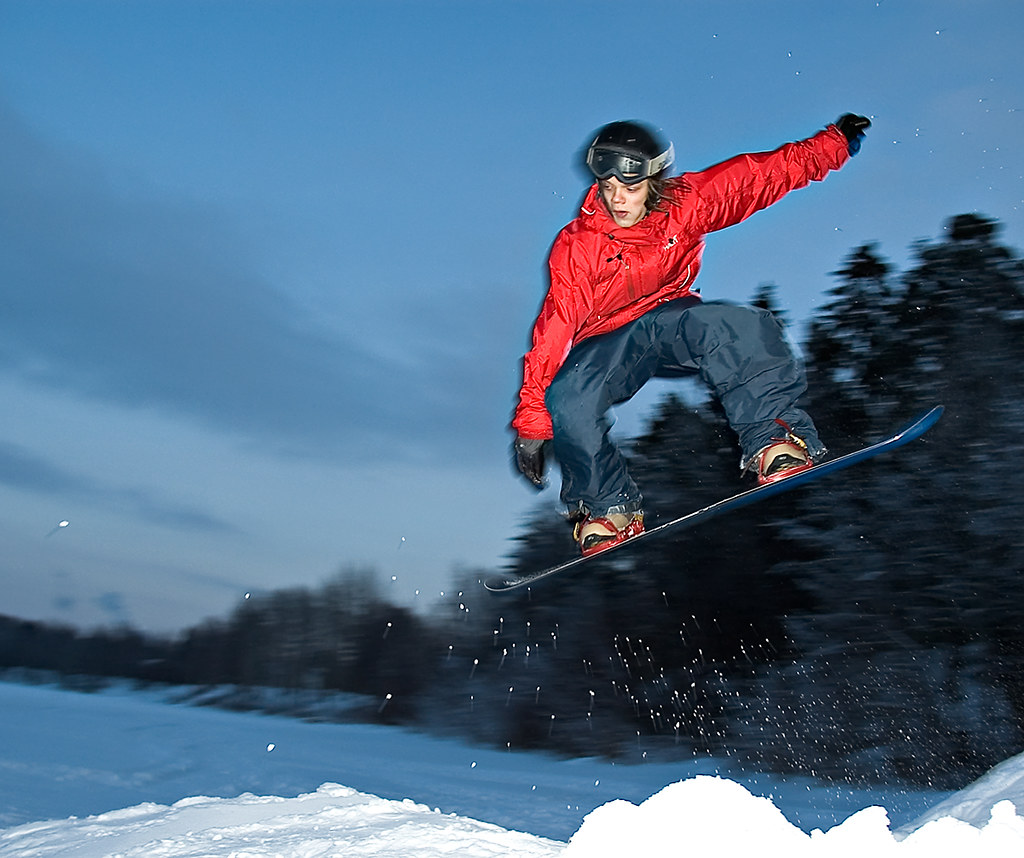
(564, 776), (1024, 858)
(0, 783), (563, 858)
(566, 776), (809, 854)
(3, 777), (1023, 858)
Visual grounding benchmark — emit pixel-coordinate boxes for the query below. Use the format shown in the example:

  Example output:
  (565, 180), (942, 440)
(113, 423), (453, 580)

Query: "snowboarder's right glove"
(836, 114), (871, 155)
(513, 437), (547, 489)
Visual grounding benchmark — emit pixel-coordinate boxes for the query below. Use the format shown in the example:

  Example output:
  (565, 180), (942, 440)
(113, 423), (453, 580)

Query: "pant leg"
(546, 296), (701, 514)
(546, 298), (824, 514)
(670, 301), (826, 466)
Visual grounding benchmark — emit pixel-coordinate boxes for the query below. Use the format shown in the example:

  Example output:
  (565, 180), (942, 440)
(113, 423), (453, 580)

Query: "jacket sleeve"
(686, 125), (850, 234)
(512, 233), (593, 439)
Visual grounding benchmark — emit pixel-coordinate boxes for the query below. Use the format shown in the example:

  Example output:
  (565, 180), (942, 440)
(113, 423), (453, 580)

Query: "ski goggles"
(586, 143), (674, 184)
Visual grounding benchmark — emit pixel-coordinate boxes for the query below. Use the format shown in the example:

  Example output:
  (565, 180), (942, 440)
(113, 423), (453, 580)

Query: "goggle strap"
(645, 143), (674, 176)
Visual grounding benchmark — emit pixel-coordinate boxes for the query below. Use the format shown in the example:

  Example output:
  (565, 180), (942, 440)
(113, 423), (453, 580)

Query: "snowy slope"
(0, 680), (1022, 856)
(903, 752), (1024, 833)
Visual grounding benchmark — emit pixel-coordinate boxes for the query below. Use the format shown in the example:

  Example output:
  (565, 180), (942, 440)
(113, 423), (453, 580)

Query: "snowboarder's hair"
(646, 174), (686, 214)
(646, 174), (671, 212)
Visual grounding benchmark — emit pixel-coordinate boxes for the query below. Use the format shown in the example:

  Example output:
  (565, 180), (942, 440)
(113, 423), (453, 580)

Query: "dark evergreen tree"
(804, 242), (899, 443)
(894, 214), (1024, 730)
(169, 567), (439, 720)
(750, 281), (791, 329)
(731, 215), (1024, 787)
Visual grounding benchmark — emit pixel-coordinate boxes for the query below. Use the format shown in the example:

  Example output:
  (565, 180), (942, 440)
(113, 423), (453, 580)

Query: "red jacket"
(512, 124), (851, 439)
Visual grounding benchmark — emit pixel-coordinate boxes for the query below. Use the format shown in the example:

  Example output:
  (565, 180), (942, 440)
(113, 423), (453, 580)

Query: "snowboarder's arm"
(512, 236), (593, 440)
(686, 122), (854, 234)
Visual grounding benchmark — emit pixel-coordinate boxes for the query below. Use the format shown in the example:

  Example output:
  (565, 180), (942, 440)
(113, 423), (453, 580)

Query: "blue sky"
(1, 1), (1022, 632)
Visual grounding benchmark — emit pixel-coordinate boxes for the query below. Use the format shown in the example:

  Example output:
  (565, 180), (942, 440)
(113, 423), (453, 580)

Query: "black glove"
(836, 114), (871, 155)
(513, 437), (547, 488)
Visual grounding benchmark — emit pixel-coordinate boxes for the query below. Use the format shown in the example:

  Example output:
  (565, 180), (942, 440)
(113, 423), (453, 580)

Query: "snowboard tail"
(485, 405), (944, 592)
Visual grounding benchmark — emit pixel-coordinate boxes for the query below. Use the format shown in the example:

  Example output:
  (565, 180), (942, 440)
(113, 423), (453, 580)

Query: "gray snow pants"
(545, 297), (825, 516)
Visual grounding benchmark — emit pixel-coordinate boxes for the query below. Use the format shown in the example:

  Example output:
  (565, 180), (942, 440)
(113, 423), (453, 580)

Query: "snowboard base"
(485, 405), (943, 592)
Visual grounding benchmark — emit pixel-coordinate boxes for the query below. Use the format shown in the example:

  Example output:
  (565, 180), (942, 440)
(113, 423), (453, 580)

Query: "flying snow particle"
(45, 520), (71, 538)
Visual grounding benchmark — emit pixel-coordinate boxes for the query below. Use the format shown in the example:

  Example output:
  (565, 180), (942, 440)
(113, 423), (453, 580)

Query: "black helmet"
(586, 120), (674, 184)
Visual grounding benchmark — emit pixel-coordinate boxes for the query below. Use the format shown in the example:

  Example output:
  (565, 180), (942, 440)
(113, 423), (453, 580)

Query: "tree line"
(2, 213), (1022, 791)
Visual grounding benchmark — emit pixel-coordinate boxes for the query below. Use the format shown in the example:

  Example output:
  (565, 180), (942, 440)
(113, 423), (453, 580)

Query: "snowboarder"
(511, 114), (871, 557)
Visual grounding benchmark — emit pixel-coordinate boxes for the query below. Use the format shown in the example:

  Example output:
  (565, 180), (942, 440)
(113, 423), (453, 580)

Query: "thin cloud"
(0, 441), (234, 534)
(0, 99), (490, 464)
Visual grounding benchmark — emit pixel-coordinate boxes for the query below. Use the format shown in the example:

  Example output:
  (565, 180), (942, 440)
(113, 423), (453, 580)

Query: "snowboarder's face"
(599, 176), (649, 228)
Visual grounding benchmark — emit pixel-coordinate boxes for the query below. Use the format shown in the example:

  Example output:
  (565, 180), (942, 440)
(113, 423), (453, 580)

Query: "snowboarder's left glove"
(513, 437), (547, 488)
(836, 114), (871, 155)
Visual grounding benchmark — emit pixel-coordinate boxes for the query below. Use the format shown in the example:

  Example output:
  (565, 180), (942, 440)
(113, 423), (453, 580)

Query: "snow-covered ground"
(0, 680), (1021, 856)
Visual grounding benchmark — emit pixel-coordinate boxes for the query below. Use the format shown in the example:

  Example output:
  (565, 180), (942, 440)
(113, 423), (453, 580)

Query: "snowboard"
(484, 405), (943, 592)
